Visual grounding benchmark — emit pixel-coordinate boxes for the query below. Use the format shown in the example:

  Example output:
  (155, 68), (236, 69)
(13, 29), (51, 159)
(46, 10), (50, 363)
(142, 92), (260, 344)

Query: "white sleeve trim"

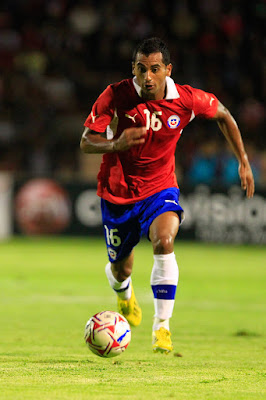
(106, 109), (118, 139)
(189, 110), (195, 122)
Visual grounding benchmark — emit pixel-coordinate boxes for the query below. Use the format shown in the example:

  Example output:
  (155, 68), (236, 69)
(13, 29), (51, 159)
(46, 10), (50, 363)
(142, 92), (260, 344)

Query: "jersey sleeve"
(84, 85), (115, 133)
(191, 86), (218, 118)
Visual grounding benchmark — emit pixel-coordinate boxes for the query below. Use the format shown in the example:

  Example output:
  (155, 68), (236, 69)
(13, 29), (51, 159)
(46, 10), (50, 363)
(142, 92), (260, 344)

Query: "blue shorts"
(101, 187), (184, 262)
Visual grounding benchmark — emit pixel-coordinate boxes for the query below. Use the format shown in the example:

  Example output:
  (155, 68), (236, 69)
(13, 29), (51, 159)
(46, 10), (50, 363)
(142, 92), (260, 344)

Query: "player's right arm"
(80, 126), (146, 154)
(80, 84), (146, 154)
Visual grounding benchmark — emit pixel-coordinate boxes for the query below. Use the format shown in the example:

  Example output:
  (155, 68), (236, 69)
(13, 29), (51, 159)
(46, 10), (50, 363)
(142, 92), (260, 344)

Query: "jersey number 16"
(144, 109), (162, 131)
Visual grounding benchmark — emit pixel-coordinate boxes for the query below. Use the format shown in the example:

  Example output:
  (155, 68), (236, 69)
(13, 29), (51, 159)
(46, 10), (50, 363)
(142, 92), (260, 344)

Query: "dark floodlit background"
(0, 0), (265, 243)
(0, 0), (265, 186)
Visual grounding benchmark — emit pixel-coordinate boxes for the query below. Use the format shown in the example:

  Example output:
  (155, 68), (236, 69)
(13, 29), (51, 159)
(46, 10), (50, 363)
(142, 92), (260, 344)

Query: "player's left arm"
(212, 101), (255, 198)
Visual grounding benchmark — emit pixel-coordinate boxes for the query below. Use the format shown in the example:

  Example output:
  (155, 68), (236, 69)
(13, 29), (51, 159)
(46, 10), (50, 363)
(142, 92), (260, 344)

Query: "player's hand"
(113, 127), (146, 151)
(238, 156), (255, 198)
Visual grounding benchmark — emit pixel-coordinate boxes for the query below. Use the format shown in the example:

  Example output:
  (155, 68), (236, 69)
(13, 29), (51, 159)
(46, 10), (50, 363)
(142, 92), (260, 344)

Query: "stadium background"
(0, 0), (265, 242)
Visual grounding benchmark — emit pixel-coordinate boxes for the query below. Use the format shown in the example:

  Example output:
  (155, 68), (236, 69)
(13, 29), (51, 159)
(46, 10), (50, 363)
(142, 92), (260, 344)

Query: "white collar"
(133, 76), (180, 99)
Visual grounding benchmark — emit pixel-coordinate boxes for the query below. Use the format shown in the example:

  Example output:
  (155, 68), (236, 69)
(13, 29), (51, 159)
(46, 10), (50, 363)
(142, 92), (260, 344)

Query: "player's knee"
(152, 234), (174, 255)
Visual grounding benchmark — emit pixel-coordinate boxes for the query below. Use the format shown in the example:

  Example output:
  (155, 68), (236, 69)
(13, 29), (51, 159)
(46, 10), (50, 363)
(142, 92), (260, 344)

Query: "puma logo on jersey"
(91, 111), (98, 123)
(125, 113), (137, 123)
(210, 97), (215, 106)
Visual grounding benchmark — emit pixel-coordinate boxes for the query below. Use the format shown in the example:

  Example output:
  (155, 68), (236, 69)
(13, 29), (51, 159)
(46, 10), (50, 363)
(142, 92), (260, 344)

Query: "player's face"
(132, 52), (172, 100)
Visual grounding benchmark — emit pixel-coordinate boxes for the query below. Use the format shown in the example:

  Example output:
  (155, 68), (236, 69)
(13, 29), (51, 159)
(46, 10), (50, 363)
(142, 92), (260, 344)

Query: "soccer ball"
(84, 311), (131, 358)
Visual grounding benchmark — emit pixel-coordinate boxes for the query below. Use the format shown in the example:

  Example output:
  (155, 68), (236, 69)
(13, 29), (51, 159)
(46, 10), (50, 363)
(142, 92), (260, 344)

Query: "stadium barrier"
(0, 173), (13, 240)
(12, 178), (266, 244)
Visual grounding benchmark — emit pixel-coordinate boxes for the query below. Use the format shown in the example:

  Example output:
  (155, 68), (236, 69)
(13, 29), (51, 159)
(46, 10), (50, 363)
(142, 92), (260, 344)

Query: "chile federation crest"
(167, 115), (180, 129)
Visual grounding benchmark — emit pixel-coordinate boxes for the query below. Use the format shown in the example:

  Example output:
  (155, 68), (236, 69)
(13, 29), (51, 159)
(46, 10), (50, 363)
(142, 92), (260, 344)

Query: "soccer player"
(80, 37), (254, 353)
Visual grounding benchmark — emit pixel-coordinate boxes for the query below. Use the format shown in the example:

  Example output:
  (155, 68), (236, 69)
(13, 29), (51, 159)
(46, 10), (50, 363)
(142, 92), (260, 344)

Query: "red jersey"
(84, 77), (218, 204)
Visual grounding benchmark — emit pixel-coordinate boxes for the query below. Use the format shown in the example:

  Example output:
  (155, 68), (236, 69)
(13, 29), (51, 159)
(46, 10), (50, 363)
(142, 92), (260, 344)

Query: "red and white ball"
(84, 311), (131, 358)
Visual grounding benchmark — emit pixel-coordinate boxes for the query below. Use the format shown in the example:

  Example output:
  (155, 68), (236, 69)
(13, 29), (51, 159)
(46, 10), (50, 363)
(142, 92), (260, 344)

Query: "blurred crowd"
(0, 0), (265, 188)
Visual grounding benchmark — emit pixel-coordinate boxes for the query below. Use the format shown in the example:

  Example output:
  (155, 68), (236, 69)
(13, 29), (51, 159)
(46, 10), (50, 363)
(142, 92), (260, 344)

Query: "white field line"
(1, 294), (265, 312)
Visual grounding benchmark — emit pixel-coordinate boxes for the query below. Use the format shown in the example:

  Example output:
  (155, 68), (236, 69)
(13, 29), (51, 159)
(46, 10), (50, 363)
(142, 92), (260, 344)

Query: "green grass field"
(0, 237), (265, 400)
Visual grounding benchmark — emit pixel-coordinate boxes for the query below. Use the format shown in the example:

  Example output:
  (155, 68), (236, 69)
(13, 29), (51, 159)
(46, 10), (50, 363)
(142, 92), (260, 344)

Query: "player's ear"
(132, 62), (136, 75)
(166, 63), (173, 77)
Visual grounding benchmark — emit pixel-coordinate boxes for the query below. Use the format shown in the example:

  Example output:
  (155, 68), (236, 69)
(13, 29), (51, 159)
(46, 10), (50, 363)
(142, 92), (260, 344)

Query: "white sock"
(153, 317), (169, 331)
(150, 252), (179, 330)
(105, 262), (132, 300)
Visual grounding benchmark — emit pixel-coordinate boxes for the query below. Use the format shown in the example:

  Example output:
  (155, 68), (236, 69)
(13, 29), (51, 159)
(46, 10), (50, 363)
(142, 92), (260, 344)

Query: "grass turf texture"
(0, 237), (265, 400)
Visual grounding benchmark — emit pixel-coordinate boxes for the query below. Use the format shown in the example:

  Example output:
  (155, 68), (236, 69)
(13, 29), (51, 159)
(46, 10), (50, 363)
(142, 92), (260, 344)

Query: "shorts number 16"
(104, 225), (121, 247)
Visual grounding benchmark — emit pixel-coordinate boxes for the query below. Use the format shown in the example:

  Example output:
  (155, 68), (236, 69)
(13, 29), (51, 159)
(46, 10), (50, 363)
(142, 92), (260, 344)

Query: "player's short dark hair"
(132, 37), (171, 65)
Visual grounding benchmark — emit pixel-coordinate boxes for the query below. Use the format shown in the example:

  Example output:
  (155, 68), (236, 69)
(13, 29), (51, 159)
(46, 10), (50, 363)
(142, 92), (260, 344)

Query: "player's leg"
(101, 199), (142, 326)
(105, 252), (142, 326)
(105, 251), (134, 301)
(149, 211), (180, 353)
